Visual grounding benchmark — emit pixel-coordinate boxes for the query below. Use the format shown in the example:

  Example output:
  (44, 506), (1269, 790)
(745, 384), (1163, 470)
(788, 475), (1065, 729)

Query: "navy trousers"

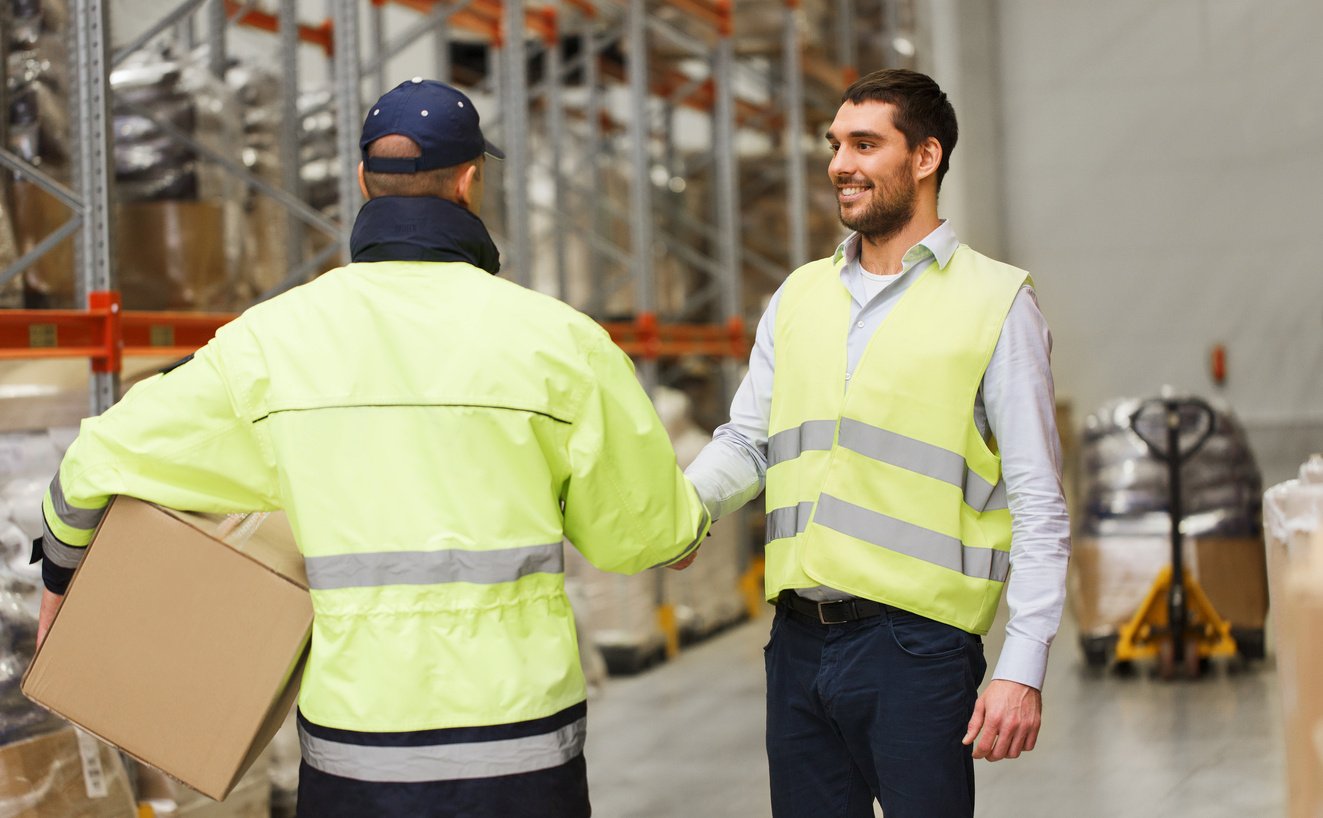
(764, 603), (987, 818)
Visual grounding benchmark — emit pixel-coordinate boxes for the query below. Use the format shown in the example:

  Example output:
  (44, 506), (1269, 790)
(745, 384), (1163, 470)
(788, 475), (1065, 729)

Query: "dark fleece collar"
(349, 196), (501, 274)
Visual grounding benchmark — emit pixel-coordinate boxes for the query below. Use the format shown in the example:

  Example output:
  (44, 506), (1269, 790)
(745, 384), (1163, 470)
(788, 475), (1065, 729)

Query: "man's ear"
(914, 136), (942, 183)
(453, 162), (480, 210)
(357, 162), (370, 199)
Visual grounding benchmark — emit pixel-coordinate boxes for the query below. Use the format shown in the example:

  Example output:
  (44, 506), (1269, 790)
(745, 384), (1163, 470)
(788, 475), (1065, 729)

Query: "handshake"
(665, 548), (701, 572)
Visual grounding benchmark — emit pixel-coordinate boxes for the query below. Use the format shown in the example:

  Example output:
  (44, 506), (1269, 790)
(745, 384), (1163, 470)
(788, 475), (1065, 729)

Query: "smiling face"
(826, 100), (920, 243)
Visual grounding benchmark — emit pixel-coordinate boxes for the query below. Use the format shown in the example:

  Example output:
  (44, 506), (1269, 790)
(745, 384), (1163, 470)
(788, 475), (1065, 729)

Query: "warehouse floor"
(584, 605), (1285, 817)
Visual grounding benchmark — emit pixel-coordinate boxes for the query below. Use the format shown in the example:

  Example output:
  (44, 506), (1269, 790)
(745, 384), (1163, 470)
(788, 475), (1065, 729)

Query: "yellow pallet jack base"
(1114, 564), (1238, 673)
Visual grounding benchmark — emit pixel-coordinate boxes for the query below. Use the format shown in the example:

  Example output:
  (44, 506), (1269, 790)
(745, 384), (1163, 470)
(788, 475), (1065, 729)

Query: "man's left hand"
(961, 679), (1041, 761)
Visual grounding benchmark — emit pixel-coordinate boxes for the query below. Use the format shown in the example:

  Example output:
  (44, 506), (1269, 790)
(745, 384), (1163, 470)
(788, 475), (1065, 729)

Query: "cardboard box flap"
(160, 507), (308, 589)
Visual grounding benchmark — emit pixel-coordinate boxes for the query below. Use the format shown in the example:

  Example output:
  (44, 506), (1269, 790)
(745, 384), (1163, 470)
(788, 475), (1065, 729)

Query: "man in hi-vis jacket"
(34, 78), (709, 818)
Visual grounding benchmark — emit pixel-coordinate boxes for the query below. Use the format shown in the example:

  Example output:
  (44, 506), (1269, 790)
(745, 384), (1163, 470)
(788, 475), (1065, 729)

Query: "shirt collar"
(831, 219), (960, 272)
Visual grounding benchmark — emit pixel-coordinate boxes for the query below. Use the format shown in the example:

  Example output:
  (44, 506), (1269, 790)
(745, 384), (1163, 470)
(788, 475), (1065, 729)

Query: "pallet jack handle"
(1127, 397), (1217, 667)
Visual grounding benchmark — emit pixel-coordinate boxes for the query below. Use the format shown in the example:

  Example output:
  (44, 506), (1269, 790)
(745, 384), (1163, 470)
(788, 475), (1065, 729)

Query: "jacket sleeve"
(38, 332), (280, 592)
(561, 333), (711, 574)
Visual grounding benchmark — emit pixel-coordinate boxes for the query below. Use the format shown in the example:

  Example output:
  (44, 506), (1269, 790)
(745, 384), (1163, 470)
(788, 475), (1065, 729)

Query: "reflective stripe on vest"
(766, 420), (837, 467)
(299, 716), (587, 783)
(769, 417), (1007, 513)
(304, 542), (565, 590)
(814, 494), (1011, 582)
(765, 501), (814, 542)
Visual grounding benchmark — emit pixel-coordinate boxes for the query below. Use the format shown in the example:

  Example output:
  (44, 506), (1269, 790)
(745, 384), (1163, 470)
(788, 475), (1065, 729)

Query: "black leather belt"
(777, 590), (890, 625)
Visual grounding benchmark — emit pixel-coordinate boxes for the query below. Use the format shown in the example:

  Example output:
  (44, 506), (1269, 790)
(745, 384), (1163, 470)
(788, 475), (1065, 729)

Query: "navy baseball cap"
(360, 77), (504, 173)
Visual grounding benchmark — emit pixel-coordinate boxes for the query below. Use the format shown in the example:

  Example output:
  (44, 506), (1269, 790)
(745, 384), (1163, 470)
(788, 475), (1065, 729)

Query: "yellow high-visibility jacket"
(764, 245), (1027, 634)
(42, 258), (709, 777)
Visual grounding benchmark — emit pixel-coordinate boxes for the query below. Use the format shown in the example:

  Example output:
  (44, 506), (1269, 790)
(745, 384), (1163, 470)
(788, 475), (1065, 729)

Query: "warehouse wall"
(989, 0), (1323, 485)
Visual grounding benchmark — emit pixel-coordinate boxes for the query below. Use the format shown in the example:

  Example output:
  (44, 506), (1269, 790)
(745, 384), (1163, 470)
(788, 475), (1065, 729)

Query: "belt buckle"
(817, 600), (855, 625)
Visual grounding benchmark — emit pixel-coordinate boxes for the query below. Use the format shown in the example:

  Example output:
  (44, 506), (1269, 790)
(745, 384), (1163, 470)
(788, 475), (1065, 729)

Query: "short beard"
(837, 164), (917, 244)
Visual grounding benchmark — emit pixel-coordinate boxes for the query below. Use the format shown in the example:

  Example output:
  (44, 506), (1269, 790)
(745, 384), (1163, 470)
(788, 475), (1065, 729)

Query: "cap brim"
(484, 139), (506, 160)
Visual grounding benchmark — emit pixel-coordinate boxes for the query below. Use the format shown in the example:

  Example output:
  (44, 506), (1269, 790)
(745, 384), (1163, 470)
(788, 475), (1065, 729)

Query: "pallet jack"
(1113, 397), (1238, 678)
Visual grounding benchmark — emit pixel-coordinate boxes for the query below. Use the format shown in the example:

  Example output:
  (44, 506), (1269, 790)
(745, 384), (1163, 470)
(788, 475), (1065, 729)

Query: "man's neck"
(857, 212), (941, 276)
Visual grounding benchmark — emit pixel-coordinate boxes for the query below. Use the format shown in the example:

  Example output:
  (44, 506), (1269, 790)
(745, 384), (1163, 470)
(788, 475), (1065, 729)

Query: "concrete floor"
(584, 607), (1285, 817)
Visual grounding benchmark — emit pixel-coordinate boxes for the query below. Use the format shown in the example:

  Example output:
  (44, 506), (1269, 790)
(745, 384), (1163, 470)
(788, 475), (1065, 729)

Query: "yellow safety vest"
(764, 245), (1028, 634)
(44, 259), (708, 773)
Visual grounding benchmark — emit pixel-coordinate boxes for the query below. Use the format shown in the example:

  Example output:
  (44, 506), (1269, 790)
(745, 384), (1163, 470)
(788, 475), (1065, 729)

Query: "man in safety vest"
(33, 78), (709, 817)
(685, 68), (1070, 818)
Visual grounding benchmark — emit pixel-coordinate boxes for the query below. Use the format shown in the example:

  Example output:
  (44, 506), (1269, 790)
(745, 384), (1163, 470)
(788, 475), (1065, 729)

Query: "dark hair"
(362, 135), (477, 199)
(842, 69), (958, 191)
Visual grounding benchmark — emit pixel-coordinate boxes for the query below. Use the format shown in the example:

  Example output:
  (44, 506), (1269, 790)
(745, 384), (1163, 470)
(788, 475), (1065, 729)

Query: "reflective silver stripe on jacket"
(766, 420), (837, 467)
(813, 494), (1011, 582)
(48, 473), (106, 532)
(765, 501), (815, 543)
(304, 543), (564, 591)
(40, 518), (87, 569)
(770, 418), (1008, 512)
(299, 717), (587, 783)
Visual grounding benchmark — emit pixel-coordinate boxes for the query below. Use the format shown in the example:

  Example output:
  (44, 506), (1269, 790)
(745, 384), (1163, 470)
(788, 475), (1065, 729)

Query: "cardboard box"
(1268, 523), (1323, 818)
(0, 726), (137, 817)
(1192, 536), (1269, 629)
(23, 497), (311, 800)
(1070, 534), (1268, 636)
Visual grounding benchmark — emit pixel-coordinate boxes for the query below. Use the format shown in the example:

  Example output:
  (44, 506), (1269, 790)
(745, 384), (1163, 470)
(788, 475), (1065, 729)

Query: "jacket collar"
(349, 196), (501, 274)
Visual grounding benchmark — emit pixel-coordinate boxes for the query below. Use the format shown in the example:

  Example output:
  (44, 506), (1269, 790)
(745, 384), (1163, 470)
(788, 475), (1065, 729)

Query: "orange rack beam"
(225, 0), (334, 56)
(0, 298), (235, 368)
(0, 297), (750, 370)
(601, 313), (748, 359)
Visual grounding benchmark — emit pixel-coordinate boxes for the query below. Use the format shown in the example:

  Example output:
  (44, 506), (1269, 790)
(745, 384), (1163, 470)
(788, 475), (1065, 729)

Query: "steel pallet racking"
(1, 0), (876, 415)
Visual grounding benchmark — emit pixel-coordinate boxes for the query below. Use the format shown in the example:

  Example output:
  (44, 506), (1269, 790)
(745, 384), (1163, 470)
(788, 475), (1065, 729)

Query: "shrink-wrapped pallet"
(6, 0), (74, 308)
(1265, 455), (1323, 818)
(109, 50), (244, 311)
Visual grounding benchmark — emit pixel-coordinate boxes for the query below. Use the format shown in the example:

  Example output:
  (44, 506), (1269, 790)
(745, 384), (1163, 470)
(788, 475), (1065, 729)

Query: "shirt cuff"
(990, 634), (1050, 690)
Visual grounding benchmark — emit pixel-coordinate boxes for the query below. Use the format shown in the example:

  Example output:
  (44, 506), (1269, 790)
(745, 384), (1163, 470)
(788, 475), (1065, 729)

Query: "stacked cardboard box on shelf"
(0, 726), (137, 817)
